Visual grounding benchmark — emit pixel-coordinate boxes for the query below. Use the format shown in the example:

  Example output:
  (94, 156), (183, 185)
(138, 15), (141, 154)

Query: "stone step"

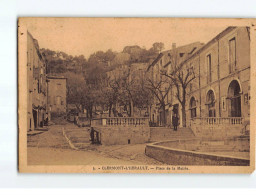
(151, 132), (193, 134)
(151, 132), (194, 134)
(151, 133), (194, 136)
(150, 132), (193, 135)
(150, 134), (194, 141)
(74, 143), (91, 149)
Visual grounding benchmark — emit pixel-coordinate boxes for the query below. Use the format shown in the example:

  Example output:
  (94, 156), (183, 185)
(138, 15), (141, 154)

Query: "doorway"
(228, 80), (241, 117)
(206, 90), (216, 117)
(32, 109), (37, 128)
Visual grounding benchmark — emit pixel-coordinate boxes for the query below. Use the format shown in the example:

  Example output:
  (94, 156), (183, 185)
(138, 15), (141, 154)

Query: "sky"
(21, 18), (242, 58)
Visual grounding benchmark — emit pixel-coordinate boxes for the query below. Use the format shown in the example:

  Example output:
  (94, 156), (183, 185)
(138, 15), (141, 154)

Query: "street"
(27, 122), (164, 165)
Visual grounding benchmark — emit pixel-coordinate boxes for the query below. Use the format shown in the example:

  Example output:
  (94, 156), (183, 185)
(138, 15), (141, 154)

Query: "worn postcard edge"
(18, 18), (255, 173)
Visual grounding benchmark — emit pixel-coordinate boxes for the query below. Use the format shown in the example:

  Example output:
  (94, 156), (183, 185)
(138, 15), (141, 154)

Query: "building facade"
(27, 32), (47, 131)
(185, 27), (250, 133)
(171, 27), (250, 137)
(47, 76), (67, 119)
(147, 42), (204, 126)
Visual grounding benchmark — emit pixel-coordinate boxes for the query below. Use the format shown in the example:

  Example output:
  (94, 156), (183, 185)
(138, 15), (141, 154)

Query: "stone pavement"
(62, 123), (164, 165)
(28, 147), (141, 165)
(27, 124), (70, 149)
(63, 123), (91, 149)
(27, 122), (164, 165)
(28, 120), (197, 165)
(61, 123), (196, 165)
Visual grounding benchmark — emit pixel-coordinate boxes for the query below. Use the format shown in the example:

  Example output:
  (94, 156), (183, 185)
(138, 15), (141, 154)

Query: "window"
(207, 54), (212, 83)
(207, 90), (216, 117)
(221, 96), (226, 111)
(229, 37), (236, 73)
(179, 53), (184, 57)
(189, 83), (193, 92)
(190, 97), (197, 118)
(56, 96), (61, 105)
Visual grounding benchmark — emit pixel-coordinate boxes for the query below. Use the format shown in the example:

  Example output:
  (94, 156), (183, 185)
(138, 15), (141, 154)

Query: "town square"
(20, 18), (251, 167)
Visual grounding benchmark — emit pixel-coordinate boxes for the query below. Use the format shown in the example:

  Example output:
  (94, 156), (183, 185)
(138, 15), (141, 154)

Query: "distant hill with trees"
(41, 42), (164, 116)
(41, 42), (163, 75)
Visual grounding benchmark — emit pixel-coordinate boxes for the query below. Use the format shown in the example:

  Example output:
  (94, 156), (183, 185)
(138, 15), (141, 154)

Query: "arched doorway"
(206, 90), (216, 117)
(228, 80), (241, 117)
(190, 97), (197, 118)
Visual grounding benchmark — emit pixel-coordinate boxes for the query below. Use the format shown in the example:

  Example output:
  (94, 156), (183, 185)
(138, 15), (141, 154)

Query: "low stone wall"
(145, 141), (249, 166)
(93, 126), (150, 145)
(190, 123), (243, 139)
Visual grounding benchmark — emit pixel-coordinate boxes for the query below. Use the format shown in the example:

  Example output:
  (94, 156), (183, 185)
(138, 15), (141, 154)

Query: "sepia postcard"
(18, 18), (255, 173)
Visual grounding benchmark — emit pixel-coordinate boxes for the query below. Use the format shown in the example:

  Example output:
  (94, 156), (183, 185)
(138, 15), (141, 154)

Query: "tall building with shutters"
(46, 76), (67, 120)
(26, 31), (47, 131)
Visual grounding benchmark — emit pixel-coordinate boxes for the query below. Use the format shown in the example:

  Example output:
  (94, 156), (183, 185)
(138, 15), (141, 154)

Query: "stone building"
(175, 27), (250, 137)
(130, 62), (148, 82)
(27, 32), (47, 131)
(46, 76), (67, 120)
(147, 42), (204, 126)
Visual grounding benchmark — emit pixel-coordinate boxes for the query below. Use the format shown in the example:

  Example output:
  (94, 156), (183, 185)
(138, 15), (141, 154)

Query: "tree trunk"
(130, 100), (134, 117)
(89, 105), (93, 119)
(181, 103), (186, 127)
(108, 103), (112, 117)
(128, 102), (131, 117)
(86, 108), (89, 118)
(182, 87), (187, 127)
(161, 103), (166, 126)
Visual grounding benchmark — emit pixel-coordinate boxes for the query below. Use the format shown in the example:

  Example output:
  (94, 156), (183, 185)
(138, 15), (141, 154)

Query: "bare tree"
(162, 65), (195, 127)
(103, 77), (121, 117)
(146, 76), (172, 126)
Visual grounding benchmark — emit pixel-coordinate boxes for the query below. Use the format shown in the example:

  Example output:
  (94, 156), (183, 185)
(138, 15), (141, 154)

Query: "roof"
(178, 27), (237, 68)
(147, 53), (163, 71)
(27, 31), (45, 62)
(147, 42), (204, 72)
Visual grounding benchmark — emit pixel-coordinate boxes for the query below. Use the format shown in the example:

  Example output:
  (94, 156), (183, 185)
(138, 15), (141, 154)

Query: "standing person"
(172, 113), (178, 131)
(90, 127), (95, 143)
(44, 113), (48, 126)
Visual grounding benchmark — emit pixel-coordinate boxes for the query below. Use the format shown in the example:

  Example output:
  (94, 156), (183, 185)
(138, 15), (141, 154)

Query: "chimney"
(172, 43), (176, 50)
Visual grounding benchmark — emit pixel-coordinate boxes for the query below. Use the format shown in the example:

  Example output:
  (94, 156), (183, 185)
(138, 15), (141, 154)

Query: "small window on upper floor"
(56, 96), (61, 105)
(207, 54), (212, 83)
(189, 83), (193, 92)
(229, 37), (236, 73)
(179, 53), (184, 57)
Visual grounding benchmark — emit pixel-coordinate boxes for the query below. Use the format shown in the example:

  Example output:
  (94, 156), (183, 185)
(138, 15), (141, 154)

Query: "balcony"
(190, 117), (245, 138)
(91, 117), (149, 127)
(190, 117), (243, 126)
